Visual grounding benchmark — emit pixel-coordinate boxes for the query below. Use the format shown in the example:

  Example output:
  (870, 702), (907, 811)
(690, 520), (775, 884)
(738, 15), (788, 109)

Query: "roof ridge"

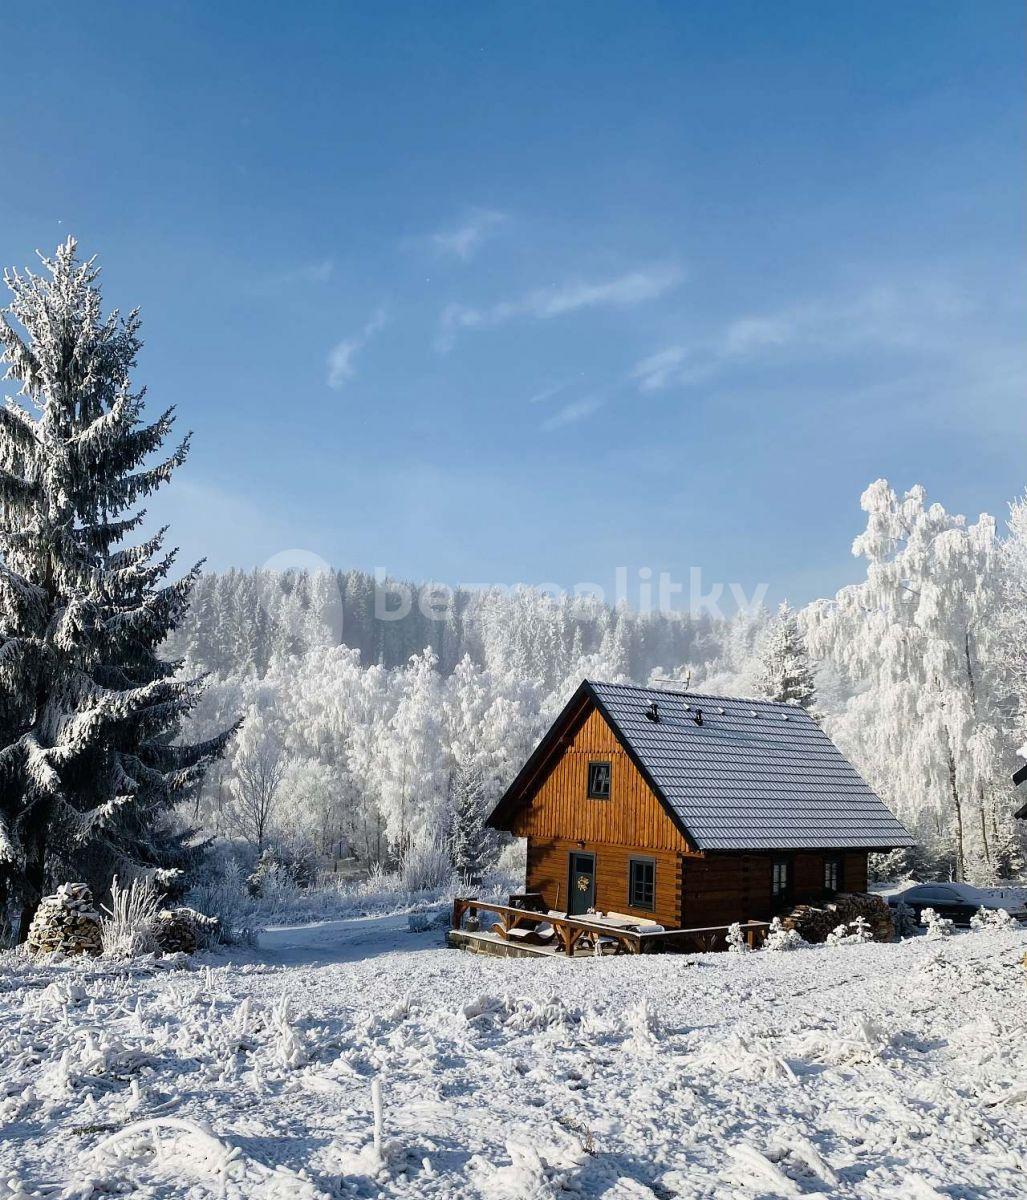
(585, 678), (812, 711)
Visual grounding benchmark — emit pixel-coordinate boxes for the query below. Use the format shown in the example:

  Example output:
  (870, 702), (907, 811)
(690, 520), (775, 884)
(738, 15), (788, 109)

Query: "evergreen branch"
(0, 568), (47, 632)
(0, 312), (42, 398)
(71, 793), (136, 843)
(0, 812), (20, 866)
(77, 509), (148, 554)
(144, 720), (242, 772)
(101, 434), (192, 509)
(0, 469), (37, 506)
(0, 401), (39, 452)
(107, 527), (168, 572)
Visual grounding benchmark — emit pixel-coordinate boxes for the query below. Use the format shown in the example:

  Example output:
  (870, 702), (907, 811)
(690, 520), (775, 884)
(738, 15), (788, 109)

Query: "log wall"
(525, 836), (683, 928)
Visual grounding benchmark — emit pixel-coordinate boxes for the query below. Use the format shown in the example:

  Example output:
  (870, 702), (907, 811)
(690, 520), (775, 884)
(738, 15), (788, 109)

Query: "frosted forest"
(165, 478), (1027, 894)
(0, 238), (1025, 942)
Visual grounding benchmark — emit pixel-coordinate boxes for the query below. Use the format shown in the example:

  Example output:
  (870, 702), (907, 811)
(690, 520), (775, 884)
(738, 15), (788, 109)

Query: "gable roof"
(490, 679), (915, 852)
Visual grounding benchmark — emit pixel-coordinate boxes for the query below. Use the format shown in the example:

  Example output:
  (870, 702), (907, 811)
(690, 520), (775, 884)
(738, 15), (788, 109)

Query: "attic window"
(587, 761), (611, 800)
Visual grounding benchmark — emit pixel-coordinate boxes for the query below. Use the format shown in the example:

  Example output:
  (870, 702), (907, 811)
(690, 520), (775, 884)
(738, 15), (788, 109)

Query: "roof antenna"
(652, 670), (692, 690)
(645, 701), (660, 723)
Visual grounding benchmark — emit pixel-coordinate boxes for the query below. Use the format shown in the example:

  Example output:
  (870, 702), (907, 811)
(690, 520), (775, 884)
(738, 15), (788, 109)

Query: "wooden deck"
(451, 897), (769, 956)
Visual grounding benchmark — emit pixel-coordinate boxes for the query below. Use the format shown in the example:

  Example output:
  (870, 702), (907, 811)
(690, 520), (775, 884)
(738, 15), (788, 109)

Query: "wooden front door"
(568, 852), (596, 915)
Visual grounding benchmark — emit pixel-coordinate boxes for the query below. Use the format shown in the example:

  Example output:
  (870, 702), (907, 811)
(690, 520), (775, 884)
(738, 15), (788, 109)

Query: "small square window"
(629, 858), (655, 911)
(587, 761), (611, 799)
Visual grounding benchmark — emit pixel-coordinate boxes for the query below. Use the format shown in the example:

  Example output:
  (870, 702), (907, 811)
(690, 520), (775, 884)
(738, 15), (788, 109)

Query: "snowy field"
(2, 918), (1027, 1200)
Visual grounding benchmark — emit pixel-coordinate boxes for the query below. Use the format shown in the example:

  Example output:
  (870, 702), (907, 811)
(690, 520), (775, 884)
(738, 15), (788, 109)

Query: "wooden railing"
(451, 897), (769, 956)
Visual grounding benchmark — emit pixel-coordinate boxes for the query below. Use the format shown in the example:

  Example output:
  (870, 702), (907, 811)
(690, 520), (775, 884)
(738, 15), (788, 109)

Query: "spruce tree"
(751, 602), (819, 714)
(0, 240), (234, 937)
(450, 763), (492, 883)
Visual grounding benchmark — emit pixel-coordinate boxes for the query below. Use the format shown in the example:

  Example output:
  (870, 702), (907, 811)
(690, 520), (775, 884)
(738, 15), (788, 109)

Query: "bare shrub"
(400, 836), (453, 893)
(100, 876), (161, 959)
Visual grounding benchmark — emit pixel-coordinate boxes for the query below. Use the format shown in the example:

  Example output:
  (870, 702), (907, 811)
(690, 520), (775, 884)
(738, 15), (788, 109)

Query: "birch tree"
(805, 480), (1007, 881)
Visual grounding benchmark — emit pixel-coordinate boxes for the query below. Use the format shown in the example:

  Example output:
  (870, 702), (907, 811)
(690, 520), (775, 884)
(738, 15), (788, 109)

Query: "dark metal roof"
(584, 680), (914, 851)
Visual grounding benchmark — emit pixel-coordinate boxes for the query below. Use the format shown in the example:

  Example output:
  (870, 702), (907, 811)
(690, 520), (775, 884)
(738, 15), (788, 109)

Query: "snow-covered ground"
(2, 916), (1026, 1200)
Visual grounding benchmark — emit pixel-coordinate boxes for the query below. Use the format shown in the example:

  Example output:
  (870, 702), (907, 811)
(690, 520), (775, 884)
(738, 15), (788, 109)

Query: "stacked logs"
(26, 883), (102, 957)
(26, 884), (222, 958)
(154, 907), (221, 954)
(781, 892), (894, 944)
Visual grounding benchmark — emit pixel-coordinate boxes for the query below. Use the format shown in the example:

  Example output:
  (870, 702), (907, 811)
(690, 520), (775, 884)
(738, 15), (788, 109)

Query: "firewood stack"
(153, 907), (221, 954)
(26, 883), (102, 957)
(782, 892), (894, 944)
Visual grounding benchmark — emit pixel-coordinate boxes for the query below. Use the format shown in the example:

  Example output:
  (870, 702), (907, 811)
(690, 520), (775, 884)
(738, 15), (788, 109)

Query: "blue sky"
(1, 1), (1024, 611)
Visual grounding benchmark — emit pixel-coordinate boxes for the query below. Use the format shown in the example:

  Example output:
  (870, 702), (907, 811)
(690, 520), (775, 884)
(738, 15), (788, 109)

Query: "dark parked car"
(887, 883), (1026, 927)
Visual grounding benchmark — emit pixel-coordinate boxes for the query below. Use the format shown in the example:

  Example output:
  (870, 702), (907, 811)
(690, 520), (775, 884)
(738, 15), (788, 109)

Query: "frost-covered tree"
(450, 762), (493, 882)
(996, 493), (1027, 734)
(226, 705), (285, 850)
(0, 240), (233, 935)
(805, 480), (1007, 881)
(751, 602), (818, 713)
(379, 650), (449, 855)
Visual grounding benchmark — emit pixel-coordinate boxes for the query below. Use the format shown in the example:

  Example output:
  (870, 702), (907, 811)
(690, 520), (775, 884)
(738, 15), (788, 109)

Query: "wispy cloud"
(430, 208), (508, 261)
(630, 280), (979, 392)
(540, 395), (604, 432)
(248, 257), (335, 296)
(631, 346), (689, 392)
(439, 262), (683, 350)
(326, 308), (388, 389)
(527, 381), (570, 406)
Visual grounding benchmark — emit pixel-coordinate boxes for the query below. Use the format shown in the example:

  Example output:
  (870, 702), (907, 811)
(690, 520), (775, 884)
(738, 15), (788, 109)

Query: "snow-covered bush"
(247, 847), (315, 897)
(763, 917), (808, 952)
(185, 858), (254, 946)
(825, 916), (874, 946)
(100, 876), (161, 959)
(625, 998), (662, 1047)
(868, 848), (912, 884)
(725, 922), (751, 954)
(920, 907), (955, 940)
(250, 861), (304, 915)
(400, 836), (454, 893)
(892, 901), (918, 939)
(969, 905), (1015, 932)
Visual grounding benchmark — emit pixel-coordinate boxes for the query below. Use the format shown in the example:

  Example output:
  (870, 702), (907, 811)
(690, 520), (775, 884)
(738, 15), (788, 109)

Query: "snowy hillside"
(2, 918), (1026, 1199)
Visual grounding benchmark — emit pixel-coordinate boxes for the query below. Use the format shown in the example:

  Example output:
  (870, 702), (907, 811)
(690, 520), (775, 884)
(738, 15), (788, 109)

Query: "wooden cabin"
(488, 680), (915, 929)
(1012, 761), (1027, 820)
